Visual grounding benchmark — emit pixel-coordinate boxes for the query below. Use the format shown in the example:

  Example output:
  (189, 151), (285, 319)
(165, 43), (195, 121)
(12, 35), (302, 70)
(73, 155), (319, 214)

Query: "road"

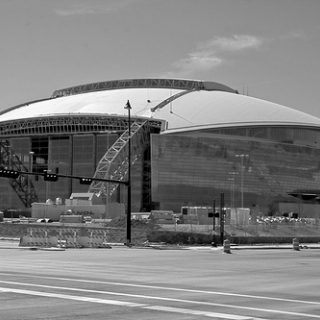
(0, 244), (319, 319)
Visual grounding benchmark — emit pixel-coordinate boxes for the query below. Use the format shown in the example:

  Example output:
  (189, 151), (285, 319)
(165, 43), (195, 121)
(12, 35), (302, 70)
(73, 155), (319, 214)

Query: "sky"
(0, 0), (320, 117)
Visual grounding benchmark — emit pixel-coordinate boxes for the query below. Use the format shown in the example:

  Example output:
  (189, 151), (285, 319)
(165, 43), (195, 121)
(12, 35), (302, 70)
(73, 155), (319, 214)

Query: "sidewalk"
(1, 238), (320, 250)
(186, 243), (320, 250)
(0, 238), (21, 249)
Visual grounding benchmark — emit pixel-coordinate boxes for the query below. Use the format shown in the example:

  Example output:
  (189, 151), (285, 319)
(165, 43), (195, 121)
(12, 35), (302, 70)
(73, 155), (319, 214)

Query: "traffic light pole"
(212, 199), (216, 246)
(220, 193), (225, 245)
(212, 199), (216, 230)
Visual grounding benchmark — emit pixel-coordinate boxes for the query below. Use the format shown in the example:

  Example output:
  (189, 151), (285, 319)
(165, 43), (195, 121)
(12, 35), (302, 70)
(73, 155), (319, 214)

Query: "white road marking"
(144, 305), (267, 319)
(0, 286), (263, 320)
(144, 305), (263, 319)
(0, 287), (146, 307)
(0, 272), (318, 307)
(0, 280), (320, 319)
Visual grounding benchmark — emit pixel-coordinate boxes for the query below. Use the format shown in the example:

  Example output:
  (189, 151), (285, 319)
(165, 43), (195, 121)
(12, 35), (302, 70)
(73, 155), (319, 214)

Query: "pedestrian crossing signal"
(208, 212), (220, 218)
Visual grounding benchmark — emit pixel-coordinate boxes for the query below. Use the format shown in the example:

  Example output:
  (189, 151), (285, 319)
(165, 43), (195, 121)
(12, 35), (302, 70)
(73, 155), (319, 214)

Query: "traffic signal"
(79, 177), (92, 185)
(0, 168), (19, 179)
(44, 171), (58, 182)
(208, 212), (220, 218)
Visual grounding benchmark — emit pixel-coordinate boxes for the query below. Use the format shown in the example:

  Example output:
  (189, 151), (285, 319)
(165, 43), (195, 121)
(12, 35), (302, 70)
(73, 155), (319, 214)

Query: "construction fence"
(19, 225), (146, 248)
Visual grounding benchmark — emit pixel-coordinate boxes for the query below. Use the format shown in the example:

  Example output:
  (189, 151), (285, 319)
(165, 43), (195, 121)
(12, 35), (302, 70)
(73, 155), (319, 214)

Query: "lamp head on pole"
(124, 100), (132, 110)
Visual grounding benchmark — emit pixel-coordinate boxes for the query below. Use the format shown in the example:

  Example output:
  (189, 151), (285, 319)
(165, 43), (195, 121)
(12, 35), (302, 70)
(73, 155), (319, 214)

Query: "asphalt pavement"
(2, 241), (320, 320)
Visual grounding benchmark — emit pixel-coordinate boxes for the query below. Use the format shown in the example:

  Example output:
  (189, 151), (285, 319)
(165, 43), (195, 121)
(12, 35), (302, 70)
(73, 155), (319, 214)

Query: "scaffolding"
(0, 140), (38, 207)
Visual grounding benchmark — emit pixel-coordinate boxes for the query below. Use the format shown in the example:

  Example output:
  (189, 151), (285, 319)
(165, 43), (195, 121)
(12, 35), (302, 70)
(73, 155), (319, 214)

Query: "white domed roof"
(0, 88), (183, 122)
(0, 78), (319, 132)
(153, 90), (320, 133)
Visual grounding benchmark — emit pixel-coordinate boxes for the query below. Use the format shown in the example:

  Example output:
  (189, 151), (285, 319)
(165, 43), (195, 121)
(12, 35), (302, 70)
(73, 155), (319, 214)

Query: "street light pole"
(124, 100), (132, 247)
(28, 151), (34, 205)
(228, 172), (238, 209)
(45, 169), (51, 202)
(227, 177), (234, 207)
(235, 154), (248, 208)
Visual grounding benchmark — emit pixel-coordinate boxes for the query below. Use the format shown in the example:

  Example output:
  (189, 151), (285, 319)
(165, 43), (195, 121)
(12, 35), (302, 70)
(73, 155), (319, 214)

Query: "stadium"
(1, 78), (320, 219)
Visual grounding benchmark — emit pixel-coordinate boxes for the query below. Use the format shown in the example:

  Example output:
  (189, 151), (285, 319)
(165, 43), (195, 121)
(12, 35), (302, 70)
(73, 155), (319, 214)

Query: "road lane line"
(0, 281), (320, 319)
(144, 305), (265, 319)
(0, 287), (145, 307)
(0, 286), (264, 320)
(0, 272), (318, 307)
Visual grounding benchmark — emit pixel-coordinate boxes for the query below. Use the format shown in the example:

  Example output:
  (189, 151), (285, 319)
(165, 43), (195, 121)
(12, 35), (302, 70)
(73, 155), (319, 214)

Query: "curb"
(1, 240), (320, 251)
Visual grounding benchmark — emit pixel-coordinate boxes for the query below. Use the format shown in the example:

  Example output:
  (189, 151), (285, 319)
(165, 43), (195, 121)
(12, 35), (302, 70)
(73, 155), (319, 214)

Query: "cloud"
(280, 30), (307, 40)
(55, 0), (134, 16)
(163, 35), (263, 78)
(201, 35), (263, 51)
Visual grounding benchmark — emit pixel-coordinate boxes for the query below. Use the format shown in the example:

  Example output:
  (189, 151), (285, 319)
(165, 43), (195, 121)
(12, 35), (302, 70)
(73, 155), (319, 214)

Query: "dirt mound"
(0, 223), (29, 238)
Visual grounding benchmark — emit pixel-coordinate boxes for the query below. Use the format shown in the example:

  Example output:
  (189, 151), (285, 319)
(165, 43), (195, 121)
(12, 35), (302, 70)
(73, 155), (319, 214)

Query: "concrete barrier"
(223, 239), (231, 254)
(20, 228), (114, 248)
(293, 238), (300, 251)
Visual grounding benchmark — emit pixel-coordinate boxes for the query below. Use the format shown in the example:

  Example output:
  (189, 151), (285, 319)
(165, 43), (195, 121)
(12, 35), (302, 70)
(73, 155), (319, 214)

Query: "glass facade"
(216, 126), (320, 146)
(0, 134), (144, 212)
(151, 127), (320, 214)
(2, 125), (320, 217)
